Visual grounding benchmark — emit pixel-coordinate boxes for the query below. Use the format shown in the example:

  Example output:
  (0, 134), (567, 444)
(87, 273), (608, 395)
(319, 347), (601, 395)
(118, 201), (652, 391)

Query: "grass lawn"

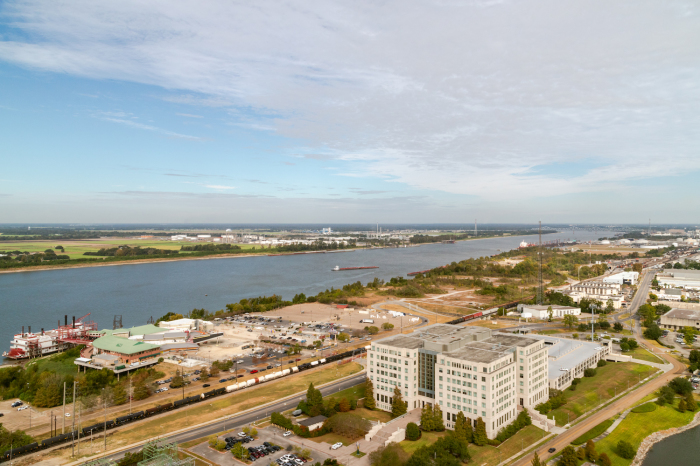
(354, 407), (393, 423)
(595, 398), (696, 466)
(627, 346), (665, 364)
(307, 432), (355, 446)
(325, 384), (365, 405)
(399, 431), (447, 456)
(469, 425), (547, 466)
(548, 362), (655, 426)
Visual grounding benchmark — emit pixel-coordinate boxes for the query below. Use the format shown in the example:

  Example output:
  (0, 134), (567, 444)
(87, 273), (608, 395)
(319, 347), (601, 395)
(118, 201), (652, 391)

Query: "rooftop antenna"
(112, 315), (123, 330)
(537, 221), (543, 305)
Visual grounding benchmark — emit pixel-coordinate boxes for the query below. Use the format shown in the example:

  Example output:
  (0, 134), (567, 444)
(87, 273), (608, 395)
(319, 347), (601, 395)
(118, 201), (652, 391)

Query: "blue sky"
(1, 0), (699, 223)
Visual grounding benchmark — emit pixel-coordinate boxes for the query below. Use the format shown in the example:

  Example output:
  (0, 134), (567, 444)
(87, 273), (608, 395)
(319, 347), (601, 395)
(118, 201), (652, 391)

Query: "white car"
(283, 431), (292, 437)
(18, 405), (29, 411)
(237, 432), (247, 437)
(237, 360), (244, 364)
(331, 442), (343, 450)
(294, 460), (304, 466)
(162, 387), (169, 391)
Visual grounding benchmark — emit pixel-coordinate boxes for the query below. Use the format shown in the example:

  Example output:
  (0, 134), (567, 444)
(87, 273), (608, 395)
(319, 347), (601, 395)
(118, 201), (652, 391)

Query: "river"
(642, 423), (700, 466)
(0, 231), (605, 351)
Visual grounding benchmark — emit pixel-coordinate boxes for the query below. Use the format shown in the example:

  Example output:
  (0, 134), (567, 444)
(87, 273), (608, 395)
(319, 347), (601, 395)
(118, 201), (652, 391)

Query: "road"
(511, 269), (685, 466)
(101, 372), (367, 462)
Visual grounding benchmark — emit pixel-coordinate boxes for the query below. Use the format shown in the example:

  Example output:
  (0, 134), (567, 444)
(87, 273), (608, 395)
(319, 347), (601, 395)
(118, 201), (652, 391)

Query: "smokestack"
(65, 315), (68, 326)
(42, 328), (44, 335)
(22, 326), (24, 336)
(28, 326), (31, 335)
(72, 316), (75, 329)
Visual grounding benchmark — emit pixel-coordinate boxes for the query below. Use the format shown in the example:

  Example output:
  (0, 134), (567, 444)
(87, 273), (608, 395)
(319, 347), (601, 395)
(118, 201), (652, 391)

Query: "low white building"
(657, 270), (700, 290)
(659, 288), (684, 302)
(603, 272), (639, 286)
(160, 318), (214, 332)
(516, 304), (580, 319)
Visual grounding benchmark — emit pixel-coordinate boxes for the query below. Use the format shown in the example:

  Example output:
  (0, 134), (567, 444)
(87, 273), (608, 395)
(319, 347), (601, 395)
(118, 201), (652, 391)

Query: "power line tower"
(112, 315), (123, 330)
(147, 316), (155, 324)
(537, 221), (544, 305)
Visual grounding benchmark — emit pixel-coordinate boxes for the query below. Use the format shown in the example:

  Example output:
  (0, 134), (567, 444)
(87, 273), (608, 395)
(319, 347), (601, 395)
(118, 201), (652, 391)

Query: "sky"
(0, 0), (699, 224)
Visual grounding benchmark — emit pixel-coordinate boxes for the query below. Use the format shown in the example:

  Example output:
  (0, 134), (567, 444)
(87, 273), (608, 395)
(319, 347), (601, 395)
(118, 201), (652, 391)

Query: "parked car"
(10, 401), (23, 408)
(202, 384), (210, 388)
(250, 369), (258, 374)
(331, 442), (343, 450)
(548, 448), (556, 453)
(283, 431), (292, 437)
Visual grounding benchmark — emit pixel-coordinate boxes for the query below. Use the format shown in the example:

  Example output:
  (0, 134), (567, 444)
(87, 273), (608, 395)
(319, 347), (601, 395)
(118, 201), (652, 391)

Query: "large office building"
(659, 308), (700, 330)
(366, 324), (549, 438)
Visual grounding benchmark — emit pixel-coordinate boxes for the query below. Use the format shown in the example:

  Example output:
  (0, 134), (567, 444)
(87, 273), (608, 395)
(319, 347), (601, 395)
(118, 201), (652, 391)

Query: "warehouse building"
(603, 271), (639, 286)
(659, 308), (700, 330)
(516, 304), (581, 319)
(657, 270), (700, 290)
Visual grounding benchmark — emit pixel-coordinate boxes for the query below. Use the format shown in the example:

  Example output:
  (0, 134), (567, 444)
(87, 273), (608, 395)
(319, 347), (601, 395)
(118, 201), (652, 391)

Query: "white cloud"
(1, 0), (699, 201)
(176, 113), (203, 118)
(204, 185), (236, 190)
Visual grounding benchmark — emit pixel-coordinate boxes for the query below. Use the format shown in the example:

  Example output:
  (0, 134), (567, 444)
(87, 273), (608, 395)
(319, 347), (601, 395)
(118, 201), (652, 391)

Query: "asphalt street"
(103, 372), (367, 462)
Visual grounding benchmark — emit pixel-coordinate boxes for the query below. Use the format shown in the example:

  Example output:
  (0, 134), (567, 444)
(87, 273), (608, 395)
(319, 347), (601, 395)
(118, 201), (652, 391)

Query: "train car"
(132, 411), (145, 420)
(310, 360), (319, 366)
(174, 399), (187, 408)
(225, 383), (239, 393)
(214, 387), (226, 396)
(320, 358), (327, 364)
(282, 369), (290, 376)
(161, 402), (173, 411)
(291, 367), (299, 373)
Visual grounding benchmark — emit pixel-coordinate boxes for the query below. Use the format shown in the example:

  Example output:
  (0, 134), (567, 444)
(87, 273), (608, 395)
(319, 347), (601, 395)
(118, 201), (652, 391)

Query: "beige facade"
(659, 308), (700, 330)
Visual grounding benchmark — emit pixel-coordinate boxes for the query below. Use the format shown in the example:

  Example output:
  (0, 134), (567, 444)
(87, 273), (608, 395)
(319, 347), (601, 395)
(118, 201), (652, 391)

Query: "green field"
(594, 397), (696, 466)
(548, 362), (655, 426)
(627, 347), (665, 364)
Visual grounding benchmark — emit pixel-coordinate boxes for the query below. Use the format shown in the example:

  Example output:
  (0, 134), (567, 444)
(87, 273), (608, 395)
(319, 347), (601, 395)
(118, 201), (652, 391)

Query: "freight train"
(0, 347), (368, 463)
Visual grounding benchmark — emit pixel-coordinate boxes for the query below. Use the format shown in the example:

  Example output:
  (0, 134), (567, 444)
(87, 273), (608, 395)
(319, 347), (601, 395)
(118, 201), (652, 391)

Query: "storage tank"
(282, 369), (290, 376)
(320, 358), (327, 363)
(311, 360), (319, 366)
(291, 367), (299, 373)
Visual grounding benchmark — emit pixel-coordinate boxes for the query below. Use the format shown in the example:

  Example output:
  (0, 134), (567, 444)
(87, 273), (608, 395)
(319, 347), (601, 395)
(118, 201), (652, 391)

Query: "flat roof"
(297, 415), (327, 427)
(526, 335), (604, 380)
(663, 308), (700, 321)
(446, 334), (540, 364)
(99, 324), (164, 338)
(372, 324), (491, 351)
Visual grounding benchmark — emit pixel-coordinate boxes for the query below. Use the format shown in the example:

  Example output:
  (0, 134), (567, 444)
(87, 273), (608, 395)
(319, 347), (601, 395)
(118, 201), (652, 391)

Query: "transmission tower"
(112, 315), (123, 330)
(537, 221), (544, 305)
(147, 316), (155, 324)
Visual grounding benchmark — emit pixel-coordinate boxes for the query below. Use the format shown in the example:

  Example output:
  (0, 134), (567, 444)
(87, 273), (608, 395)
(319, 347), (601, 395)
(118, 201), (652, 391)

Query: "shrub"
(669, 377), (693, 395)
(495, 410), (531, 442)
(631, 402), (657, 414)
(616, 440), (636, 459)
(157, 357), (164, 363)
(405, 422), (421, 441)
(597, 359), (607, 367)
(584, 368), (597, 377)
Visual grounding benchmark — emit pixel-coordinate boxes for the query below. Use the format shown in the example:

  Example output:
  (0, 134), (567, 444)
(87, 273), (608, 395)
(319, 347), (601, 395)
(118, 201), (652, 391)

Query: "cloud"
(1, 0), (699, 203)
(97, 112), (204, 140)
(204, 185), (235, 190)
(352, 190), (388, 195)
(283, 161), (296, 166)
(176, 113), (203, 118)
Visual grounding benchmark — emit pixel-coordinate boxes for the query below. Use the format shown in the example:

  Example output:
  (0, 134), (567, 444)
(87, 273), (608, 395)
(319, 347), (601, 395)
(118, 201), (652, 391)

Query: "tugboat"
(332, 265), (379, 271)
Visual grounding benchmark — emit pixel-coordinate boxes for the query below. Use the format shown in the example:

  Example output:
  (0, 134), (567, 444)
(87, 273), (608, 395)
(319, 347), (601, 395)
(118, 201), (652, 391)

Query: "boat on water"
(332, 266), (379, 271)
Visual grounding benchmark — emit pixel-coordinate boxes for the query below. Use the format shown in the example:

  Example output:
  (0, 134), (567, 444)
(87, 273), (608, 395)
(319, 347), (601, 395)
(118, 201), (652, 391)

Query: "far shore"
(0, 232), (542, 275)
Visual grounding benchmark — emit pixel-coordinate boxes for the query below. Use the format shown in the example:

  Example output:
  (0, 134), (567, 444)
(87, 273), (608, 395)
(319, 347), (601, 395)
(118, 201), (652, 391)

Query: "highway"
(101, 372), (367, 462)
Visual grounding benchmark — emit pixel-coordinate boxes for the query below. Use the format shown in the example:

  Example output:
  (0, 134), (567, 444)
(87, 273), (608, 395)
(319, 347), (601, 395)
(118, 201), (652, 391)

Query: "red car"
(250, 369), (258, 374)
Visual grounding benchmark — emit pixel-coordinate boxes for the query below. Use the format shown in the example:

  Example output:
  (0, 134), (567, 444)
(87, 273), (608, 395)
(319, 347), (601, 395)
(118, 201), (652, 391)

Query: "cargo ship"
(332, 266), (379, 271)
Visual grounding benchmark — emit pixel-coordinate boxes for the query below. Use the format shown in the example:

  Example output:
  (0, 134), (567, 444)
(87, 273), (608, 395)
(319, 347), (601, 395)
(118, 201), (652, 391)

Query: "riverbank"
(632, 409), (700, 466)
(0, 233), (515, 275)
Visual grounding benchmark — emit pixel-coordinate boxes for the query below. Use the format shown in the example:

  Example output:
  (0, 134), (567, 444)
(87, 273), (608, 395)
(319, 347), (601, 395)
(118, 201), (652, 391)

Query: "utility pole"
(537, 220), (543, 305)
(103, 389), (107, 452)
(62, 382), (66, 434)
(71, 381), (76, 456)
(129, 375), (132, 415)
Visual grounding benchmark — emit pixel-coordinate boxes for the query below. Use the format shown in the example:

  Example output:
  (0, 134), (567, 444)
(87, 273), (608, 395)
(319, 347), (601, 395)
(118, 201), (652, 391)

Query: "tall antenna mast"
(537, 220), (543, 305)
(474, 219), (477, 237)
(648, 218), (651, 236)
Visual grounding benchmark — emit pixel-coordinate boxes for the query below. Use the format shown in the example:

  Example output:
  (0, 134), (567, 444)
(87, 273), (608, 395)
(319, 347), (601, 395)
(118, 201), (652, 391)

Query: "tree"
(547, 306), (553, 322)
(685, 393), (697, 412)
(363, 378), (376, 410)
(405, 422), (421, 441)
(338, 398), (350, 412)
(563, 314), (578, 330)
(391, 386), (407, 417)
(678, 398), (687, 412)
(605, 299), (615, 314)
(231, 442), (248, 460)
(382, 323), (394, 331)
(432, 403), (445, 431)
(558, 446), (578, 466)
(599, 452), (612, 466)
(669, 377), (693, 395)
(616, 440), (636, 459)
(683, 326), (697, 346)
(420, 403), (434, 431)
(337, 332), (349, 342)
(689, 349), (700, 365)
(306, 383), (324, 416)
(613, 322), (623, 332)
(324, 413), (371, 438)
(473, 417), (487, 446)
(366, 326), (379, 335)
(200, 367), (209, 381)
(577, 323), (588, 332)
(209, 364), (220, 377)
(368, 443), (408, 466)
(112, 383), (127, 405)
(620, 342), (630, 352)
(453, 411), (472, 443)
(585, 440), (598, 463)
(644, 324), (663, 340)
(657, 385), (675, 405)
(531, 451), (542, 466)
(171, 370), (184, 388)
(133, 380), (151, 401)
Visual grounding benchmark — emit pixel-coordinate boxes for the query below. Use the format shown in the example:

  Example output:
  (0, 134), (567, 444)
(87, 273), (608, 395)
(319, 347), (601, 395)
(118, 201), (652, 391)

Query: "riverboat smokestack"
(65, 315), (67, 326)
(72, 316), (75, 329)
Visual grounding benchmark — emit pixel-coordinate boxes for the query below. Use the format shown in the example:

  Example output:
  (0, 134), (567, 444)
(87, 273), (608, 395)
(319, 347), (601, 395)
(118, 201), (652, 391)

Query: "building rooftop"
(373, 324), (492, 352)
(92, 335), (160, 355)
(663, 289), (683, 296)
(525, 335), (605, 381)
(100, 324), (164, 338)
(663, 308), (700, 321)
(297, 415), (327, 427)
(446, 334), (539, 364)
(520, 305), (579, 311)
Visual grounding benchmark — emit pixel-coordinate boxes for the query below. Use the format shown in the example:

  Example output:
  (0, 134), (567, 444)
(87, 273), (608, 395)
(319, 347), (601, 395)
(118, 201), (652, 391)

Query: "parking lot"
(190, 427), (333, 465)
